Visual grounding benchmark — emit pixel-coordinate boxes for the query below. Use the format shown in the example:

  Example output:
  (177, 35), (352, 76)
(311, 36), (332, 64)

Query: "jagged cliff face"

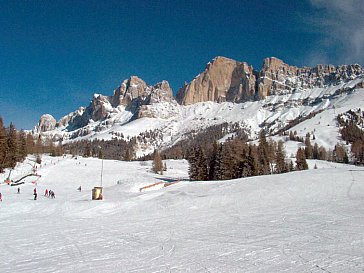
(177, 56), (364, 104)
(111, 77), (173, 107)
(34, 56), (364, 148)
(257, 57), (363, 98)
(176, 57), (256, 105)
(34, 76), (175, 133)
(35, 114), (57, 133)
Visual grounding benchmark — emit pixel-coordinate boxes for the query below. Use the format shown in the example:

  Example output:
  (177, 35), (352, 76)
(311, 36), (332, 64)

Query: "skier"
(17, 187), (20, 194)
(45, 189), (48, 197)
(33, 188), (37, 195)
(50, 191), (55, 199)
(34, 192), (37, 200)
(0, 192), (2, 202)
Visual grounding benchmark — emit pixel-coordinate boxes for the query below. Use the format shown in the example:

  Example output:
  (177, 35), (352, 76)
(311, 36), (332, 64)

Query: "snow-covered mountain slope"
(37, 84), (364, 157)
(0, 155), (363, 272)
(33, 56), (364, 157)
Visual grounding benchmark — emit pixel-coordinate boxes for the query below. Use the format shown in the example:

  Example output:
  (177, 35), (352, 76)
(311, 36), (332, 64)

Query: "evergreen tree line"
(337, 109), (364, 164)
(141, 122), (249, 161)
(0, 117), (60, 172)
(188, 130), (309, 181)
(272, 109), (324, 136)
(63, 138), (136, 161)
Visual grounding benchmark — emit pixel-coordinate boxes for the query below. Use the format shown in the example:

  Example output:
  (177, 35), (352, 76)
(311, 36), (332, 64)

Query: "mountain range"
(33, 56), (364, 156)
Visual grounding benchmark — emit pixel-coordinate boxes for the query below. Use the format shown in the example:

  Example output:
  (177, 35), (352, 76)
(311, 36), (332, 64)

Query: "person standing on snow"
(17, 187), (20, 194)
(45, 189), (48, 197)
(0, 192), (2, 202)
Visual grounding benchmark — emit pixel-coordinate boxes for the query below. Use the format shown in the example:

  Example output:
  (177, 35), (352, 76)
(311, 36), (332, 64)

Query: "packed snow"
(0, 155), (363, 272)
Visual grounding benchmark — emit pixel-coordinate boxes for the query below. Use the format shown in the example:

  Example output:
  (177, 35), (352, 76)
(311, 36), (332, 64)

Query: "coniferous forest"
(187, 130), (307, 181)
(2, 108), (364, 181)
(0, 116), (62, 173)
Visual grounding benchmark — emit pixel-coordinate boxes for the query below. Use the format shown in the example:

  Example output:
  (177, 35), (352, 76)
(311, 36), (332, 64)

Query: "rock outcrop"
(35, 114), (57, 132)
(177, 56), (364, 104)
(257, 57), (363, 98)
(111, 76), (148, 107)
(176, 56), (256, 105)
(41, 76), (176, 131)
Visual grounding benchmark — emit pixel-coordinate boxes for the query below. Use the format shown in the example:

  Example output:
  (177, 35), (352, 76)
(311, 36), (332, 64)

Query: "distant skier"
(50, 191), (55, 199)
(34, 192), (37, 200)
(45, 189), (49, 197)
(0, 192), (2, 202)
(33, 188), (37, 195)
(77, 186), (81, 192)
(17, 187), (20, 194)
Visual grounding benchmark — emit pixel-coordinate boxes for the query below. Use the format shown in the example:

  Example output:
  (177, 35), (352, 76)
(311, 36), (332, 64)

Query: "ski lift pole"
(98, 145), (104, 187)
(101, 155), (103, 187)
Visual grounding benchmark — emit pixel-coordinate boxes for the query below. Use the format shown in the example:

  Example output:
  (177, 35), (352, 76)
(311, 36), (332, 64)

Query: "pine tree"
(208, 141), (218, 180)
(275, 140), (286, 174)
(229, 138), (248, 179)
(26, 133), (35, 154)
(289, 131), (295, 141)
(152, 150), (163, 174)
(313, 143), (319, 159)
(7, 122), (17, 168)
(318, 146), (327, 160)
(124, 149), (132, 161)
(17, 130), (27, 161)
(84, 143), (91, 157)
(188, 147), (199, 180)
(334, 144), (347, 163)
(195, 147), (208, 180)
(258, 130), (270, 175)
(288, 160), (295, 171)
(247, 145), (259, 177)
(304, 133), (313, 159)
(0, 117), (7, 172)
(216, 143), (234, 180)
(296, 148), (308, 170)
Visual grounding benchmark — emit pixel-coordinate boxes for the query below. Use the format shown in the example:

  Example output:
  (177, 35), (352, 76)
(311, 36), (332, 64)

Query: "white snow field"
(0, 156), (364, 272)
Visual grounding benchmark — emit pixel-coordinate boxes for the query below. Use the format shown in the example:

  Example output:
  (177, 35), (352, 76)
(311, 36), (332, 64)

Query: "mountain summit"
(176, 56), (363, 105)
(33, 56), (364, 157)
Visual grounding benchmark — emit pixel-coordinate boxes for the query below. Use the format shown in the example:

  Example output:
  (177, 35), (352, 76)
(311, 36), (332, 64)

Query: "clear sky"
(1, 0), (363, 129)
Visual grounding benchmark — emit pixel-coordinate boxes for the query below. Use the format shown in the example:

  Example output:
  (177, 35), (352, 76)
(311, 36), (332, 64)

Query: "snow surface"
(1, 156), (363, 272)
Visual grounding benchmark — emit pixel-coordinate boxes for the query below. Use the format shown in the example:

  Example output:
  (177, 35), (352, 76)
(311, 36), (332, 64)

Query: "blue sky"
(1, 0), (363, 129)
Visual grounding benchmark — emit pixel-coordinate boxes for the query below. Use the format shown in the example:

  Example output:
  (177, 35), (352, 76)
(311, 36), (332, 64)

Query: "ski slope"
(0, 156), (363, 272)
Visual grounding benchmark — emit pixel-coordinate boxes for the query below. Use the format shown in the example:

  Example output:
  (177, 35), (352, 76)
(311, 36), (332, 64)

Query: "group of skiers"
(44, 189), (55, 199)
(0, 185), (84, 202)
(0, 188), (53, 201)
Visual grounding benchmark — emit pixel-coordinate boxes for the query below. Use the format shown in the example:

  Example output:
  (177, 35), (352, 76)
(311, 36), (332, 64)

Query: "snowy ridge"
(37, 87), (364, 157)
(32, 58), (364, 157)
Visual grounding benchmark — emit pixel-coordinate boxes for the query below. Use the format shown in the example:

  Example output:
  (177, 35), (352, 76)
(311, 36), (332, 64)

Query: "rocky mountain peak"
(35, 114), (56, 133)
(36, 76), (176, 134)
(176, 56), (257, 105)
(111, 76), (148, 107)
(177, 56), (364, 105)
(149, 80), (173, 103)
